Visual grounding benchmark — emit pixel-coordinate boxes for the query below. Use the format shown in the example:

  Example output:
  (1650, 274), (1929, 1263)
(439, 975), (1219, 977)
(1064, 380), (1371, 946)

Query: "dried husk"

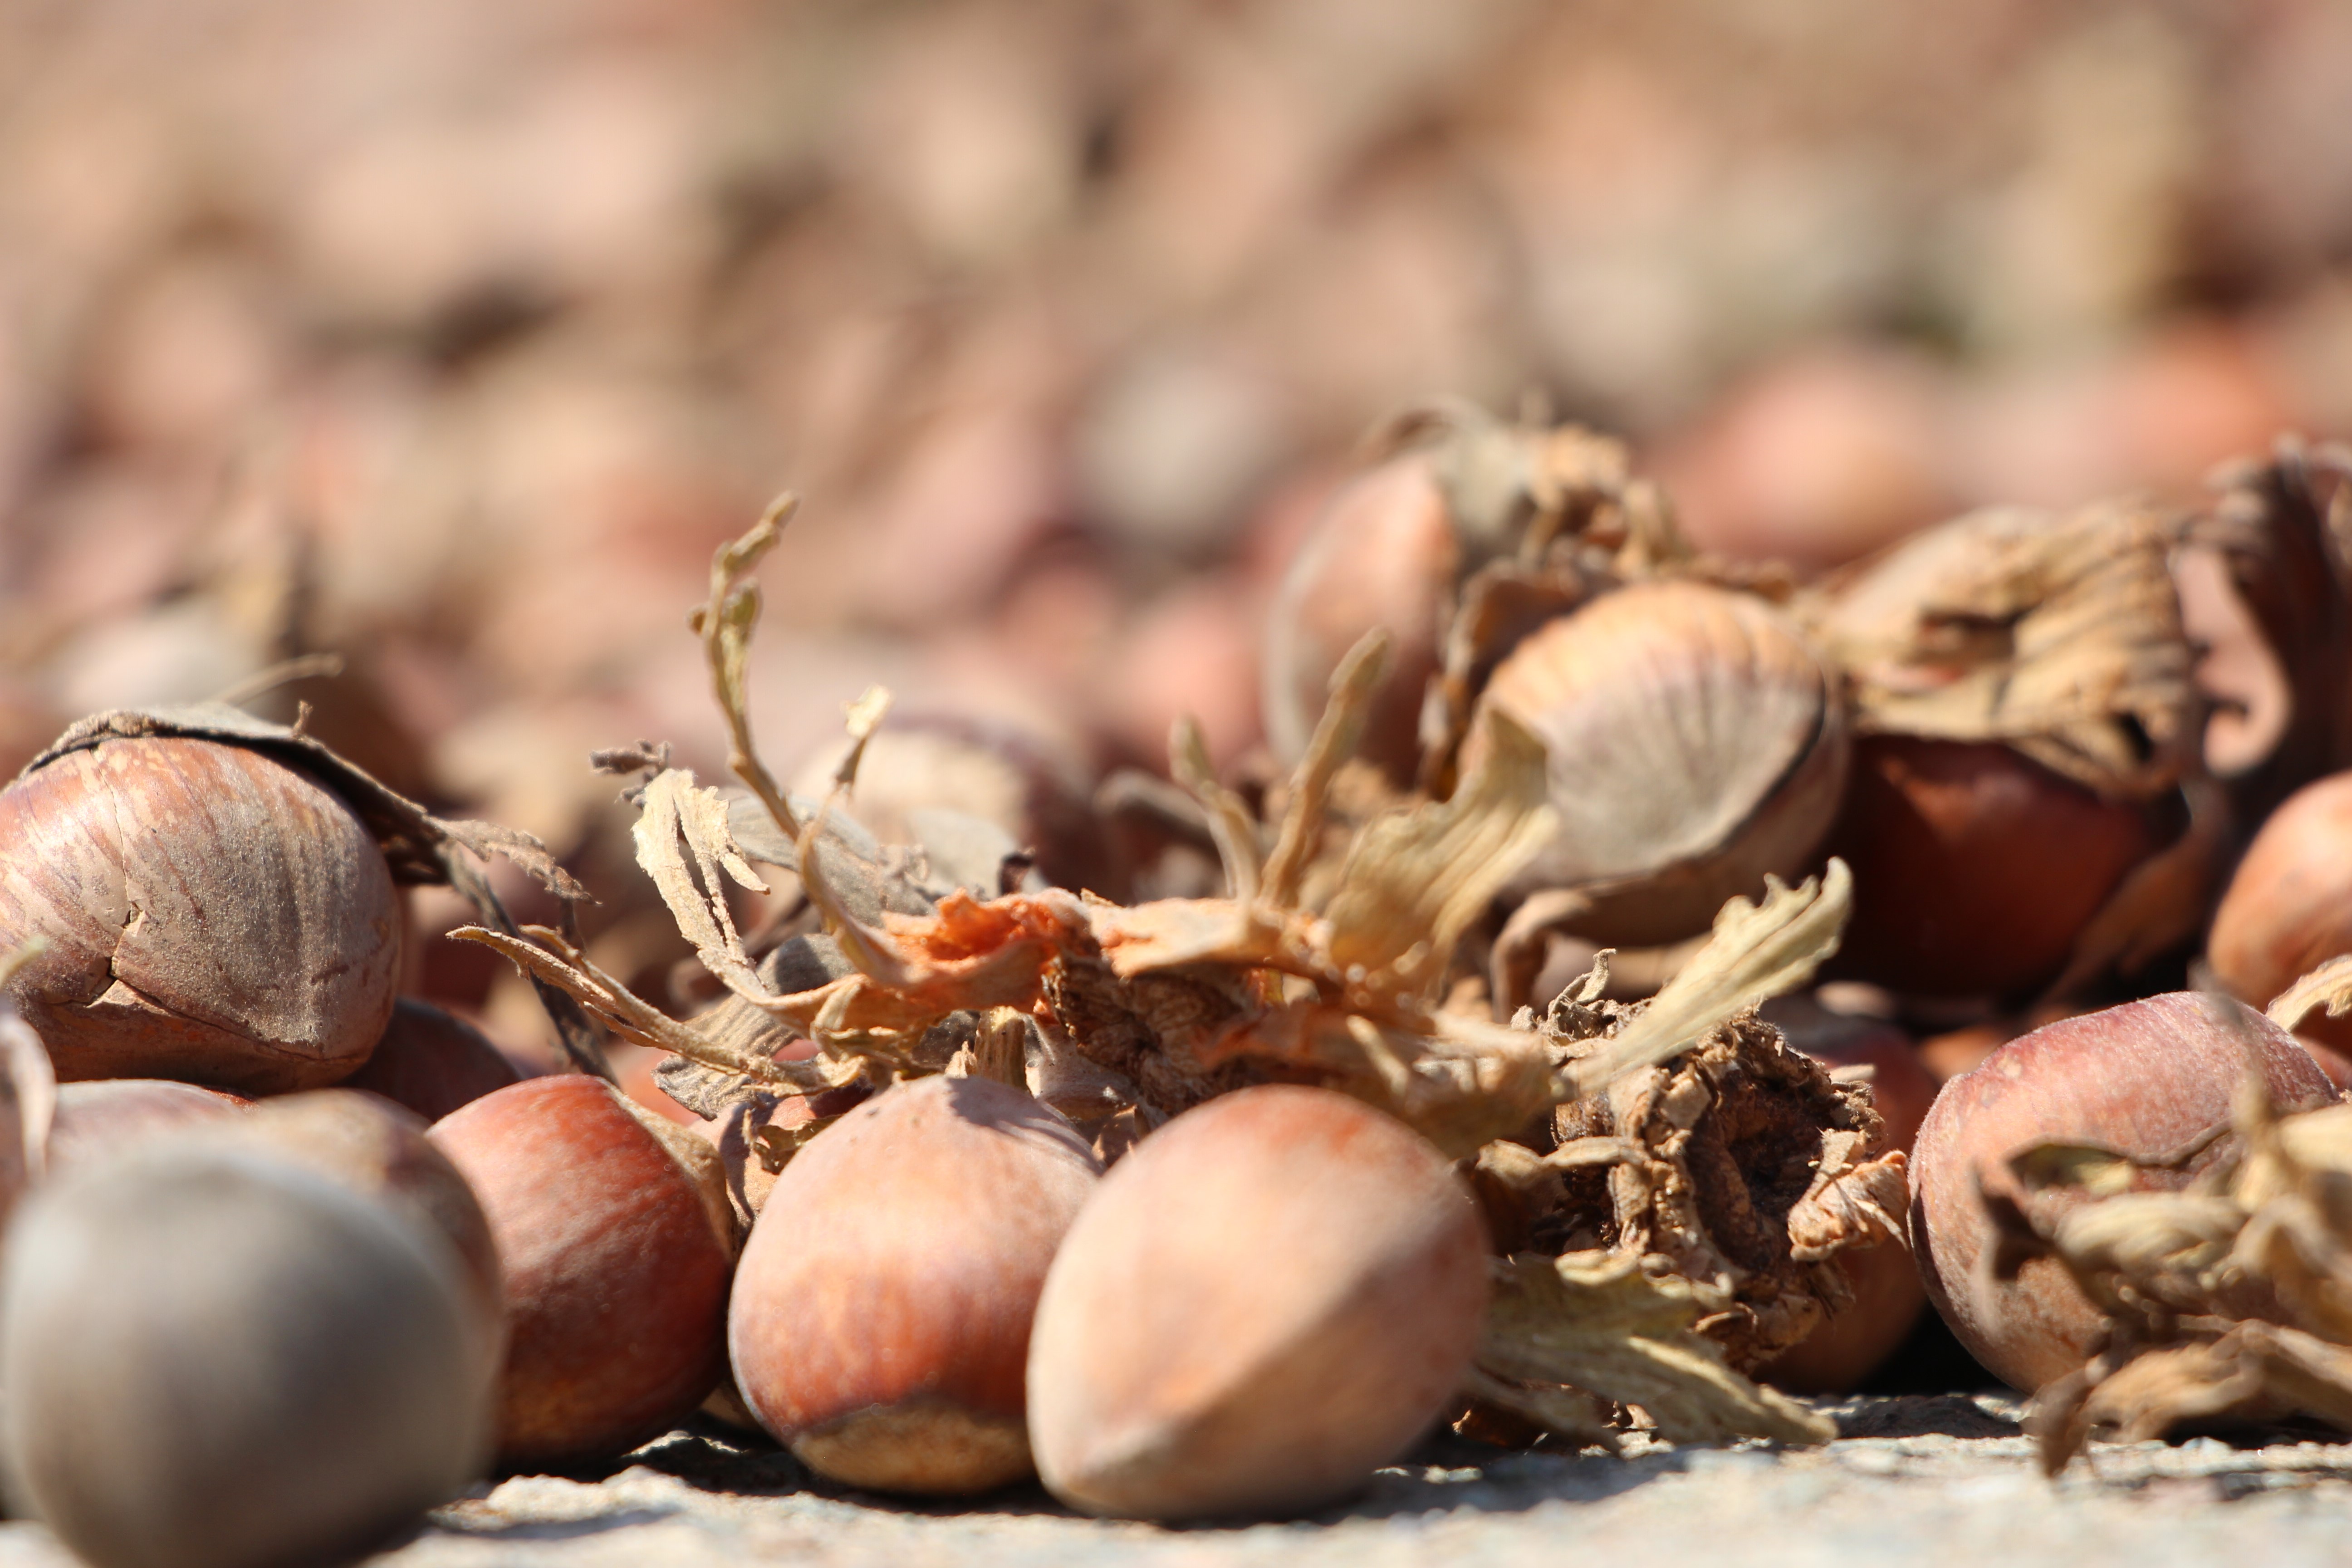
(1988, 1058), (2352, 1473)
(2187, 440), (2352, 818)
(1801, 499), (2219, 998)
(481, 508), (1905, 1462)
(1468, 580), (1850, 954)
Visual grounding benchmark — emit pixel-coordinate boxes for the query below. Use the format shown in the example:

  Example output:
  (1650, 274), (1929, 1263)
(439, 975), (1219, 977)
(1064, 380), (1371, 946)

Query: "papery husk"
(2189, 439), (2352, 819)
(1990, 1049), (2352, 1473)
(495, 508), (1892, 1462)
(1467, 580), (1849, 959)
(1802, 499), (2222, 1000)
(1803, 499), (2198, 800)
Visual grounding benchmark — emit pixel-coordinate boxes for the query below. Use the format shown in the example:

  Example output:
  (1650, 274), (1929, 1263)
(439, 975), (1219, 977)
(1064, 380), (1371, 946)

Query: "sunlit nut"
(0, 736), (400, 1092)
(1027, 1085), (1488, 1520)
(428, 1075), (735, 1466)
(1909, 992), (2336, 1392)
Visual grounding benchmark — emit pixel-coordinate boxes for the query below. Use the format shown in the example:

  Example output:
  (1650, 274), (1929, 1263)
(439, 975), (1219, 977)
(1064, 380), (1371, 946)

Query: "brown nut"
(2209, 770), (2352, 1069)
(343, 997), (523, 1124)
(1755, 1000), (1933, 1394)
(232, 1089), (502, 1318)
(428, 1075), (735, 1466)
(1825, 735), (2158, 999)
(1026, 1085), (1488, 1520)
(729, 1074), (1101, 1494)
(44, 1079), (249, 1176)
(0, 1146), (497, 1568)
(1909, 992), (2336, 1392)
(0, 736), (401, 1092)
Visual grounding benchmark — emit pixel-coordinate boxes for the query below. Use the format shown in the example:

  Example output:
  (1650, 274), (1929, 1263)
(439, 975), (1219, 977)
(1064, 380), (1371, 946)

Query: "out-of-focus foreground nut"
(0, 736), (401, 1092)
(730, 1074), (1101, 1494)
(428, 1074), (734, 1466)
(1026, 1085), (1488, 1521)
(0, 1146), (497, 1568)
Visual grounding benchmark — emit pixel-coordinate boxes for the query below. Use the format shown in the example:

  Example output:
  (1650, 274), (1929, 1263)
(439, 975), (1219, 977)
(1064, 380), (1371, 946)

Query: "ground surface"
(5, 1396), (2348, 1567)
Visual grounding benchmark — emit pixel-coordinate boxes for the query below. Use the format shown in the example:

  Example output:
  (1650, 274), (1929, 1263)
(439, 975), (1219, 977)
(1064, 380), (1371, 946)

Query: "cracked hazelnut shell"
(729, 1074), (1102, 1494)
(428, 1074), (735, 1466)
(0, 735), (401, 1093)
(1026, 1085), (1488, 1520)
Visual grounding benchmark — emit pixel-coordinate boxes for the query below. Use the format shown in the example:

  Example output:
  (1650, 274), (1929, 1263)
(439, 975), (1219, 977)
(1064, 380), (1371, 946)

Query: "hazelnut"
(1261, 455), (1457, 783)
(344, 997), (523, 1124)
(2209, 770), (2352, 1067)
(0, 735), (401, 1093)
(1473, 580), (1848, 946)
(44, 1078), (249, 1176)
(1908, 991), (2337, 1392)
(728, 1074), (1101, 1494)
(232, 1089), (502, 1317)
(1026, 1085), (1488, 1520)
(0, 1146), (496, 1568)
(1755, 1000), (1934, 1393)
(1826, 735), (2157, 999)
(428, 1075), (735, 1465)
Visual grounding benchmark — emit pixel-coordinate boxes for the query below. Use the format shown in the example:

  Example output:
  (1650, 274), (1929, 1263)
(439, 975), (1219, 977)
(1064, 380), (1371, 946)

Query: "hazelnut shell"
(1026, 1085), (1489, 1520)
(728, 1074), (1101, 1495)
(428, 1074), (735, 1465)
(1909, 991), (2337, 1392)
(0, 736), (401, 1093)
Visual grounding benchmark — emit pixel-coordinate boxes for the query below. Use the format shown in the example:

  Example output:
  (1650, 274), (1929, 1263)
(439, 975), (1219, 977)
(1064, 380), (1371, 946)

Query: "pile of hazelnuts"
(0, 423), (2349, 1568)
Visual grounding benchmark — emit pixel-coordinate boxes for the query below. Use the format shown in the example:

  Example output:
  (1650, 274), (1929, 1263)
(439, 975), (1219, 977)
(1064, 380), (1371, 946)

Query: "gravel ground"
(5, 1396), (2347, 1568)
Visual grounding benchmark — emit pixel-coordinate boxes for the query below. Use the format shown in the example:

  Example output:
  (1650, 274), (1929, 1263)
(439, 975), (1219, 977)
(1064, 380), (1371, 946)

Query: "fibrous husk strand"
(1989, 1043), (2352, 1472)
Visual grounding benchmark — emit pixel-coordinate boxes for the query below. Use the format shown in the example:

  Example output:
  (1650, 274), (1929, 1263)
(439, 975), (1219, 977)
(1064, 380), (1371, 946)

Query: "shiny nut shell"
(1027, 1085), (1488, 1520)
(429, 1075), (734, 1465)
(0, 737), (401, 1093)
(730, 1075), (1101, 1494)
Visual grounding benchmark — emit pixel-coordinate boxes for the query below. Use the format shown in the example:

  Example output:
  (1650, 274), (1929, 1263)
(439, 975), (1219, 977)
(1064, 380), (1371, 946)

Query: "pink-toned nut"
(730, 1074), (1100, 1494)
(1910, 992), (2337, 1392)
(1027, 1085), (1488, 1520)
(429, 1076), (735, 1465)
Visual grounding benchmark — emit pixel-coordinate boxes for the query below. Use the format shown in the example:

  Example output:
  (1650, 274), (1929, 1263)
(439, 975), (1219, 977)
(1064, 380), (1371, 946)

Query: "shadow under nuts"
(0, 736), (401, 1093)
(1026, 1085), (1489, 1521)
(428, 1074), (736, 1466)
(0, 1146), (497, 1568)
(730, 1074), (1102, 1494)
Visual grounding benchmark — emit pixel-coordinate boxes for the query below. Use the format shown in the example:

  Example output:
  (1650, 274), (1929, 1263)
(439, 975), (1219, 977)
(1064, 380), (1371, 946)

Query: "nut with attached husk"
(0, 1144), (498, 1568)
(1801, 497), (2210, 1000)
(1908, 991), (2336, 1394)
(1027, 1085), (1488, 1520)
(428, 1074), (736, 1466)
(730, 1073), (1100, 1494)
(0, 704), (600, 1093)
(1263, 406), (1688, 789)
(1471, 578), (1849, 951)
